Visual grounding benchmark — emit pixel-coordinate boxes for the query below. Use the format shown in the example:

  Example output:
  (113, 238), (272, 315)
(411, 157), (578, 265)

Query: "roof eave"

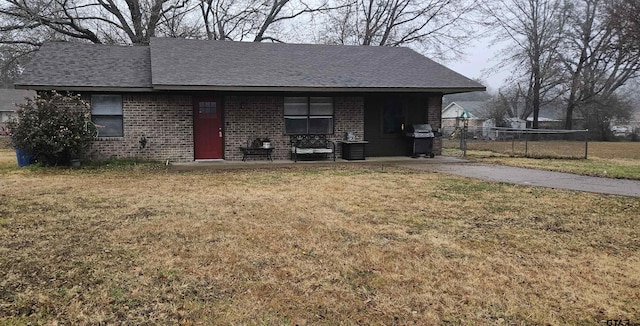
(152, 84), (486, 93)
(14, 84), (154, 92)
(441, 87), (487, 95)
(14, 84), (485, 94)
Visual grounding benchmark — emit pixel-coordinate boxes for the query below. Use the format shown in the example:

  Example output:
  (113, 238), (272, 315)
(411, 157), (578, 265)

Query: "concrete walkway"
(398, 159), (640, 198)
(172, 156), (640, 198)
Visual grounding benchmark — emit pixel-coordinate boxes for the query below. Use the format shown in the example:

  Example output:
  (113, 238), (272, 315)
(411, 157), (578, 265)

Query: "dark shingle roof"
(15, 42), (151, 90)
(16, 38), (484, 93)
(150, 38), (483, 92)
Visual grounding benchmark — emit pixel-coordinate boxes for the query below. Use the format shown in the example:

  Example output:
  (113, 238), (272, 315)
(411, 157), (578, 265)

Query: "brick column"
(427, 94), (443, 155)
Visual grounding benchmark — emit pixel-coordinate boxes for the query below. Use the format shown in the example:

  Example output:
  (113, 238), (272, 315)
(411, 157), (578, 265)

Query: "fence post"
(525, 130), (529, 157)
(584, 129), (589, 159)
(462, 124), (467, 157)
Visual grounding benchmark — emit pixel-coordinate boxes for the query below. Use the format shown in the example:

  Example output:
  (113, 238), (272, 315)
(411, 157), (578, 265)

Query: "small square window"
(91, 95), (123, 137)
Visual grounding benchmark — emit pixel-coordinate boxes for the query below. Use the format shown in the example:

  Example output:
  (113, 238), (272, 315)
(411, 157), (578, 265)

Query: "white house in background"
(0, 89), (35, 133)
(442, 101), (565, 138)
(442, 101), (488, 129)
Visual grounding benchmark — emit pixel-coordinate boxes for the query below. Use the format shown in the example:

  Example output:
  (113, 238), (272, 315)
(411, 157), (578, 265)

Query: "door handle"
(219, 128), (223, 138)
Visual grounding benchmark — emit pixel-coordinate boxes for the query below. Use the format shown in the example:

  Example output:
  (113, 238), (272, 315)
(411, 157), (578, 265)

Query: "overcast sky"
(445, 37), (510, 92)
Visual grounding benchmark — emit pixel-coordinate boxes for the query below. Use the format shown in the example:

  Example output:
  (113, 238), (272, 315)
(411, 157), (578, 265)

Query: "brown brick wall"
(90, 94), (194, 162)
(224, 95), (365, 160)
(224, 95), (285, 161)
(333, 96), (365, 158)
(87, 92), (441, 161)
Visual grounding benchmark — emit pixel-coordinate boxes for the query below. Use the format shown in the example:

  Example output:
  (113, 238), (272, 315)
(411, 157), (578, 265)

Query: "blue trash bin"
(15, 148), (34, 167)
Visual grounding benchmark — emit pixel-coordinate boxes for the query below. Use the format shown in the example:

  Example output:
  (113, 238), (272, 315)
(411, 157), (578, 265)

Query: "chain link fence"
(442, 126), (590, 159)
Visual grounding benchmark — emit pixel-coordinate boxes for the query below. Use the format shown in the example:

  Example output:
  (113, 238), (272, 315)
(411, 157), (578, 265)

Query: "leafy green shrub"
(8, 91), (97, 165)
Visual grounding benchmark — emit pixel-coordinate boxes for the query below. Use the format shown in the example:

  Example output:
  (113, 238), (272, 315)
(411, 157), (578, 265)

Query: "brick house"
(0, 89), (36, 134)
(15, 38), (484, 162)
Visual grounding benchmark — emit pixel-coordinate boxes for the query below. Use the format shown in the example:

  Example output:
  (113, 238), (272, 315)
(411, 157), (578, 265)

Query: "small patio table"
(240, 147), (274, 162)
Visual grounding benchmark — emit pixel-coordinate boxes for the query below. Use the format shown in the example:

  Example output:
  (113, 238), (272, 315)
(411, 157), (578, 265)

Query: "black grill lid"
(406, 124), (433, 133)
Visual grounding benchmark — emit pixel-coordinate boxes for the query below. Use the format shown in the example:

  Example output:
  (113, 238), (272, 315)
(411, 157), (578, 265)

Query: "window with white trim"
(284, 97), (334, 135)
(91, 95), (123, 137)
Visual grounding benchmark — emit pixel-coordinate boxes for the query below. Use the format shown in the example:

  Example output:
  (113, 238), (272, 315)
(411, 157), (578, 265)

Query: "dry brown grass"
(0, 137), (11, 150)
(587, 142), (640, 160)
(1, 160), (639, 325)
(0, 149), (16, 167)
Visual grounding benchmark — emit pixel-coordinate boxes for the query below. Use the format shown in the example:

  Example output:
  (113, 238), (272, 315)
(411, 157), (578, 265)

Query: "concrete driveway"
(398, 158), (640, 198)
(174, 155), (640, 197)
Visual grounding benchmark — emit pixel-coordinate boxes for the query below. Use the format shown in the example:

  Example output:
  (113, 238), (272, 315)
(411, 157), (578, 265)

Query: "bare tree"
(560, 0), (640, 129)
(157, 2), (203, 38)
(578, 93), (634, 139)
(197, 0), (340, 42)
(483, 0), (567, 129)
(0, 45), (31, 87)
(198, 0), (259, 40)
(0, 0), (192, 46)
(318, 0), (479, 58)
(480, 91), (512, 127)
(608, 0), (640, 51)
(0, 0), (197, 87)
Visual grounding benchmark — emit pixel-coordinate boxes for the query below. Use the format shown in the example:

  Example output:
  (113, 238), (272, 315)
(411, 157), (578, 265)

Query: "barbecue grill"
(406, 123), (436, 158)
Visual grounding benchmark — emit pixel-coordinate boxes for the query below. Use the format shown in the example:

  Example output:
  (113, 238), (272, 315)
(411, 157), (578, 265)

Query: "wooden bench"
(290, 134), (336, 162)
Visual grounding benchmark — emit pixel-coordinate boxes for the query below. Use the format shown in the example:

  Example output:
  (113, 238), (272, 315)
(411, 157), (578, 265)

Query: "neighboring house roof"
(503, 99), (565, 121)
(532, 105), (564, 121)
(526, 116), (560, 122)
(16, 38), (484, 93)
(0, 89), (36, 112)
(442, 101), (487, 120)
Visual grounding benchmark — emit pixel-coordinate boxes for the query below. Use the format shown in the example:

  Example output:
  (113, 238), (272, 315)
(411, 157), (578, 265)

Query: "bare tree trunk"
(483, 0), (566, 128)
(564, 93), (576, 130)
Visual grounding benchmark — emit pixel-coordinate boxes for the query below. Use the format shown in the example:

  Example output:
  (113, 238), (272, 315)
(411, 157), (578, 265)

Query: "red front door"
(194, 98), (223, 159)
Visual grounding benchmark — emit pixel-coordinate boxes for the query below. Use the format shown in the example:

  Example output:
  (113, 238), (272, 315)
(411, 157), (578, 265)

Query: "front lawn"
(1, 158), (639, 324)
